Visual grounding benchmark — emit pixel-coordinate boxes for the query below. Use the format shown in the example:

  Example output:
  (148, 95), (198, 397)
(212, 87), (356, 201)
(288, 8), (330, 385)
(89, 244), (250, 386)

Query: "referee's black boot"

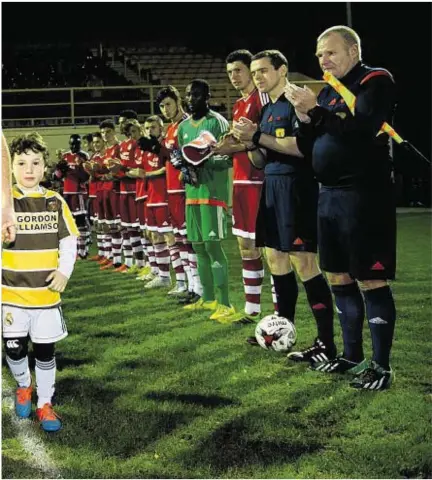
(310, 355), (368, 374)
(287, 337), (336, 364)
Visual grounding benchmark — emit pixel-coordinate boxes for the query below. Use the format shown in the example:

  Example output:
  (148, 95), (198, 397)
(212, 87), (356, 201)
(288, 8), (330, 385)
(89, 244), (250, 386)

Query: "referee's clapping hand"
(285, 83), (317, 114)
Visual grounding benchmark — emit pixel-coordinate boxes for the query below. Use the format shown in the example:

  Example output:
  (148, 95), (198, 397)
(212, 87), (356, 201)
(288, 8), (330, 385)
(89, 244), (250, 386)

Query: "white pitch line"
(2, 379), (63, 479)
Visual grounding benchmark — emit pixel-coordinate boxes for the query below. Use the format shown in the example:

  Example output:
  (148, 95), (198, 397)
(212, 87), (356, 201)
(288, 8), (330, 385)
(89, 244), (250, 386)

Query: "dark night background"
(2, 2), (431, 194)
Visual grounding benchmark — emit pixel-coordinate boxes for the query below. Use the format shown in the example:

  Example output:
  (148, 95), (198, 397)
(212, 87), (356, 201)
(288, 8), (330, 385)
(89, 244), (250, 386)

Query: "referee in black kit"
(233, 50), (336, 365)
(286, 25), (397, 390)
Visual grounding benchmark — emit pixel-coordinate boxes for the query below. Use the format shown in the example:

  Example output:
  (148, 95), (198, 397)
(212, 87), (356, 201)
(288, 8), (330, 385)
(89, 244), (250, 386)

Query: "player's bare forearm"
(247, 149), (266, 169)
(259, 134), (303, 157)
(213, 143), (246, 156)
(146, 167), (166, 178)
(2, 132), (13, 209)
(127, 168), (146, 179)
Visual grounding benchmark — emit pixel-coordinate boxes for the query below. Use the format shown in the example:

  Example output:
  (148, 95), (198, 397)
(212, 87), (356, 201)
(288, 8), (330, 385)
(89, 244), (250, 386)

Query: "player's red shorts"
(232, 184), (263, 240)
(136, 198), (147, 229)
(63, 194), (87, 216)
(168, 192), (186, 235)
(102, 190), (119, 224)
(146, 205), (172, 233)
(119, 194), (138, 227)
(96, 191), (105, 222)
(89, 196), (98, 220)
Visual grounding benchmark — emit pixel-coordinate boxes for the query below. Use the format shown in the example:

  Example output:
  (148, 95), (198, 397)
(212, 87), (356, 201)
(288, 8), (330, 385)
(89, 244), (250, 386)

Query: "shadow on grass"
(145, 391), (241, 409)
(181, 416), (321, 474)
(2, 458), (46, 480)
(48, 378), (195, 459)
(400, 465), (431, 478)
(91, 330), (128, 339)
(118, 358), (166, 370)
(25, 352), (93, 372)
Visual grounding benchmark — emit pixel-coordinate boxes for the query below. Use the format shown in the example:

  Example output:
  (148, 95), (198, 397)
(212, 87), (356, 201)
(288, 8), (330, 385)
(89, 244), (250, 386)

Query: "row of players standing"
(58, 25), (397, 391)
(57, 80), (271, 325)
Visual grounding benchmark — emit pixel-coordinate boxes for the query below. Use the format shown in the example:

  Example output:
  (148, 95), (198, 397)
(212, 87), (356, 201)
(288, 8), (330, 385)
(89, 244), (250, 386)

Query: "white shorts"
(2, 305), (68, 344)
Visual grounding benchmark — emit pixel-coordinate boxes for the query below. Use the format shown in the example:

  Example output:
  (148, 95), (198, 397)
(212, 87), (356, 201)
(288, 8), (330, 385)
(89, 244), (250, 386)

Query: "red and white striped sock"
(96, 233), (104, 257)
(179, 241), (192, 292)
(154, 242), (170, 280)
(129, 228), (144, 267)
(121, 230), (133, 267)
(103, 234), (112, 259)
(242, 257), (264, 316)
(83, 228), (91, 255)
(169, 245), (186, 288)
(188, 249), (203, 296)
(147, 244), (158, 274)
(270, 275), (279, 315)
(111, 231), (122, 266)
(140, 235), (151, 267)
(77, 228), (87, 257)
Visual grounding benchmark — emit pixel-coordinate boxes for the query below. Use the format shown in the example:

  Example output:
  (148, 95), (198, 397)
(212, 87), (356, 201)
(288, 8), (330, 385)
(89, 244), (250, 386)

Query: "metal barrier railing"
(2, 82), (324, 128)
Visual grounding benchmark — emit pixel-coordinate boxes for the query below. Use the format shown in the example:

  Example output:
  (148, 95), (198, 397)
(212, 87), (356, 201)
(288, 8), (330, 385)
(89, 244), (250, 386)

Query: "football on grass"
(255, 314), (297, 352)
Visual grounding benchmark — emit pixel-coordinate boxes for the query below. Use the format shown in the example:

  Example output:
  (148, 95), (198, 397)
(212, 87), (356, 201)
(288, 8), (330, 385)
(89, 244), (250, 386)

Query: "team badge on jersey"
(336, 112), (347, 119)
(4, 312), (13, 326)
(46, 198), (60, 212)
(275, 128), (285, 138)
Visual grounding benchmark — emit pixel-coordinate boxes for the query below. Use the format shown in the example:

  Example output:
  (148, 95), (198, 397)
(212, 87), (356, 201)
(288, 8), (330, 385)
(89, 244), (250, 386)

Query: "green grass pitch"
(2, 212), (431, 479)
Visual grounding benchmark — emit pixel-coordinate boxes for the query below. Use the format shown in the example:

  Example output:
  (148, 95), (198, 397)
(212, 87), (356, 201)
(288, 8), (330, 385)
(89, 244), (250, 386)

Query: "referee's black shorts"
(318, 185), (396, 280)
(255, 173), (318, 253)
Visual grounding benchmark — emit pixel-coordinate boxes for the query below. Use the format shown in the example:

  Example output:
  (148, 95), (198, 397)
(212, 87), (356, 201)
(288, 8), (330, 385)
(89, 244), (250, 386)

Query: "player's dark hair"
(225, 49), (253, 68)
(119, 109), (138, 120)
(92, 132), (103, 141)
(9, 132), (49, 163)
(252, 50), (288, 70)
(124, 119), (141, 134)
(156, 85), (182, 105)
(82, 133), (93, 143)
(99, 119), (116, 130)
(189, 79), (210, 97)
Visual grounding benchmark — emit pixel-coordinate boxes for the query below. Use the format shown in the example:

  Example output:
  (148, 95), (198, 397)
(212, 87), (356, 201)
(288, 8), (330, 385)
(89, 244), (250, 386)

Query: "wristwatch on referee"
(252, 129), (262, 146)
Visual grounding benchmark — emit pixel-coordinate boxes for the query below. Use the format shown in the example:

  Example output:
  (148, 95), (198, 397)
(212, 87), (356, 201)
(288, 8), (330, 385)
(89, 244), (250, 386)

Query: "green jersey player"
(178, 79), (236, 323)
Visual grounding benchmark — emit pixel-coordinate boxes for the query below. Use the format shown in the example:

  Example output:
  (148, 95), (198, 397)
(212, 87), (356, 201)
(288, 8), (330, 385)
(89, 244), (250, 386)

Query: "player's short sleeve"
(177, 123), (185, 148)
(109, 144), (121, 159)
(55, 193), (79, 239)
(210, 114), (230, 142)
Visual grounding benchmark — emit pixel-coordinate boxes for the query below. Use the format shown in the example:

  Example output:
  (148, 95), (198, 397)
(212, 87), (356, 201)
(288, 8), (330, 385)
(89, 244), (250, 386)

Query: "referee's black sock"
(331, 283), (365, 363)
(363, 286), (396, 371)
(272, 271), (298, 323)
(303, 274), (335, 348)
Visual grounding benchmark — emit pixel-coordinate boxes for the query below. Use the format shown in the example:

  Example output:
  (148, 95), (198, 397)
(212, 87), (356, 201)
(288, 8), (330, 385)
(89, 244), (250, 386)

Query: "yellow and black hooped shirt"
(2, 186), (79, 308)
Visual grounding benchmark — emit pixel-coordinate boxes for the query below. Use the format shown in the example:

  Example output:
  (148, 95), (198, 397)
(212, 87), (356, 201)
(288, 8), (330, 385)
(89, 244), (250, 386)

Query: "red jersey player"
(61, 134), (89, 258)
(125, 125), (154, 281)
(98, 119), (122, 271)
(215, 50), (270, 326)
(138, 115), (174, 290)
(117, 118), (146, 273)
(157, 86), (197, 299)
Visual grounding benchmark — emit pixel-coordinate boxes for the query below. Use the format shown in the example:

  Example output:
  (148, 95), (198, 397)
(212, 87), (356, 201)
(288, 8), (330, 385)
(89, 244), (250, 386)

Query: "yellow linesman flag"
(323, 71), (404, 144)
